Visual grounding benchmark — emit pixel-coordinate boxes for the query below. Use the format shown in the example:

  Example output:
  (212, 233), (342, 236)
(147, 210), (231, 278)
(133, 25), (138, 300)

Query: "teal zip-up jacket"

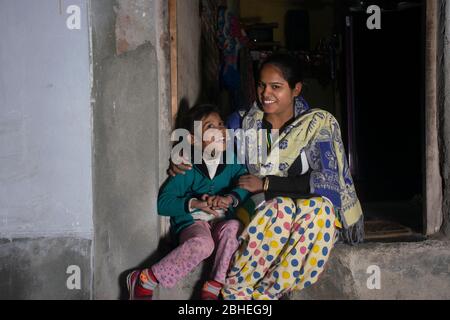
(158, 157), (249, 236)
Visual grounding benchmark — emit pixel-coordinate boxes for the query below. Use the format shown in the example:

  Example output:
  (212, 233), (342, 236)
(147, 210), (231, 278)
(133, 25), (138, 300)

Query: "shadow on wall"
(118, 236), (171, 300)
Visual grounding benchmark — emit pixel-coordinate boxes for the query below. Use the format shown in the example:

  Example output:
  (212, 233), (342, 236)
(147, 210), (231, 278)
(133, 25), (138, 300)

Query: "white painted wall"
(0, 0), (93, 238)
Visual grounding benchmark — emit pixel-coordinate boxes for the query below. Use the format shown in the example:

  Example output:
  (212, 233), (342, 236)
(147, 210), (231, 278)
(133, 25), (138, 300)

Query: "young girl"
(127, 104), (249, 300)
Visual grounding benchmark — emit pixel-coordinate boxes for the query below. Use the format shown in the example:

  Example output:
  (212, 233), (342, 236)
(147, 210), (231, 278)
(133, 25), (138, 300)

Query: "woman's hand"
(167, 157), (192, 177)
(238, 175), (264, 193)
(190, 199), (221, 217)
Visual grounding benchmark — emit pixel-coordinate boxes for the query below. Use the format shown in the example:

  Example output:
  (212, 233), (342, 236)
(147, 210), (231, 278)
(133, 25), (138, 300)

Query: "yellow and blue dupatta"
(239, 98), (364, 244)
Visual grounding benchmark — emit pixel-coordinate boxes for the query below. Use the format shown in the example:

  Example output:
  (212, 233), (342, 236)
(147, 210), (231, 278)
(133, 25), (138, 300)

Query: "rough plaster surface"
(90, 0), (117, 63)
(91, 0), (162, 299)
(115, 0), (155, 54)
(92, 43), (161, 299)
(0, 238), (91, 300)
(159, 241), (450, 300)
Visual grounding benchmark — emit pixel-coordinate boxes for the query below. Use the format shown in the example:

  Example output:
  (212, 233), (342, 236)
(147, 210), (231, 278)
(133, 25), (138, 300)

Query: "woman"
(170, 54), (364, 300)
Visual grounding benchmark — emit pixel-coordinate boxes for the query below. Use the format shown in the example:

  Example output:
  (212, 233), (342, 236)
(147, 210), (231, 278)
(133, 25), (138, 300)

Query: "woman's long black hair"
(259, 53), (304, 89)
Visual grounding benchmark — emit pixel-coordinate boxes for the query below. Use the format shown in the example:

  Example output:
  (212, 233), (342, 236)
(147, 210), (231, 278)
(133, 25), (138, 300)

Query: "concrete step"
(157, 240), (450, 300)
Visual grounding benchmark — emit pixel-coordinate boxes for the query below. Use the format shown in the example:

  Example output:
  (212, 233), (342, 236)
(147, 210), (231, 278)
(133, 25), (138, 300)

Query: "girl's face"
(201, 112), (227, 153)
(257, 64), (302, 117)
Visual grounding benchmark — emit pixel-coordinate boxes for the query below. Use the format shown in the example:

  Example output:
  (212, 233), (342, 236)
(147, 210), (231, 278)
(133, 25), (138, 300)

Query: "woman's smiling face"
(257, 64), (302, 117)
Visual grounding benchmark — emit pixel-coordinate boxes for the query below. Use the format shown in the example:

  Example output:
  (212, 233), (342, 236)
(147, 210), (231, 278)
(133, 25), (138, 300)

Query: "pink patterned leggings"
(151, 219), (241, 288)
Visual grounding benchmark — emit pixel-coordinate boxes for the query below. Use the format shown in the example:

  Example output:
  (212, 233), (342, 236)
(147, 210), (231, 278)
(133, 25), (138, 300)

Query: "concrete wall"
(0, 0), (93, 299)
(90, 0), (171, 299)
(0, 238), (91, 299)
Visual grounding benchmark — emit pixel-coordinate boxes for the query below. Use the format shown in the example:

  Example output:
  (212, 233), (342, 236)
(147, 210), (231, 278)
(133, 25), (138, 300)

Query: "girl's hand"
(238, 175), (264, 193)
(190, 199), (221, 217)
(202, 194), (233, 210)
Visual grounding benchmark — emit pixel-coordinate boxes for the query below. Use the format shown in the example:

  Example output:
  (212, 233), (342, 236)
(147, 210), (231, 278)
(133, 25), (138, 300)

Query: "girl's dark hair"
(260, 53), (304, 89)
(175, 103), (222, 134)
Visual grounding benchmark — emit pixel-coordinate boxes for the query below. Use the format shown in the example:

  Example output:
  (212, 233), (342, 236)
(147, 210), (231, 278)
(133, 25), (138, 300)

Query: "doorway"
(343, 1), (426, 241)
(171, 0), (440, 241)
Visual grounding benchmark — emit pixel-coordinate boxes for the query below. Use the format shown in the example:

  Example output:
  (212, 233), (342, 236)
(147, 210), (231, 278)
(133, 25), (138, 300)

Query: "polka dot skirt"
(222, 196), (337, 300)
